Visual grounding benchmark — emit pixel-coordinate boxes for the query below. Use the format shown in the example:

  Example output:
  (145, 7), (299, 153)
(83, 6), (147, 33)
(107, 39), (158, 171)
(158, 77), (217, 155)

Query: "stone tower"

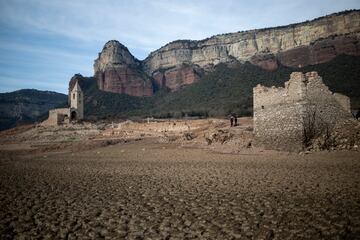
(70, 81), (84, 120)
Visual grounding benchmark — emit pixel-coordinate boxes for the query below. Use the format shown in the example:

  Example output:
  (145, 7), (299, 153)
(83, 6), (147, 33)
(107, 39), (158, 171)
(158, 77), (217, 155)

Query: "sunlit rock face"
(94, 40), (153, 96)
(152, 64), (204, 91)
(143, 10), (360, 71)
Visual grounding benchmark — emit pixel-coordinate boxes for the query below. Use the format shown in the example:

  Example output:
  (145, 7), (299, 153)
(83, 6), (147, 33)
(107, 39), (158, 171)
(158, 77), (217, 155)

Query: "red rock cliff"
(94, 40), (153, 96)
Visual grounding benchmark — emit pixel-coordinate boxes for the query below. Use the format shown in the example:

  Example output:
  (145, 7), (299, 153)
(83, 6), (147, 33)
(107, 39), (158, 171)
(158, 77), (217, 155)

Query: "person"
(234, 114), (238, 126)
(230, 114), (234, 127)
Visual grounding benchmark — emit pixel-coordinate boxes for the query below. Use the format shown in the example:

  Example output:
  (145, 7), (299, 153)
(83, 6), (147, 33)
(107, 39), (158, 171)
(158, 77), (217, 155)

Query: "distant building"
(69, 81), (84, 120)
(42, 81), (84, 126)
(253, 71), (351, 151)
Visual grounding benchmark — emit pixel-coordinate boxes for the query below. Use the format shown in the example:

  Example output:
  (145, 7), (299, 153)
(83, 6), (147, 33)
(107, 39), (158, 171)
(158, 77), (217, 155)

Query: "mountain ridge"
(149, 9), (360, 51)
(0, 89), (67, 131)
(93, 10), (360, 95)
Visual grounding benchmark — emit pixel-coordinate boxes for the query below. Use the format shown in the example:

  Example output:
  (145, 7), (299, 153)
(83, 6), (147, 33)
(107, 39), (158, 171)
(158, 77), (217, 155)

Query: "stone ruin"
(42, 81), (84, 126)
(253, 71), (352, 151)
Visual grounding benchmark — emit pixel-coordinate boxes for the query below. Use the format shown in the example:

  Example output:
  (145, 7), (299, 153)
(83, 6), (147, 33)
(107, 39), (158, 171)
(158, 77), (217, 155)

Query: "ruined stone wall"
(333, 93), (351, 113)
(253, 71), (351, 151)
(302, 72), (351, 128)
(42, 108), (70, 126)
(253, 73), (306, 151)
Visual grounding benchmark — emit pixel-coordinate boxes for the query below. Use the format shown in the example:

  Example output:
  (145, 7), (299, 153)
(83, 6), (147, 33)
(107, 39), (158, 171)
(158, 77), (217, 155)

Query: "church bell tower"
(70, 81), (84, 120)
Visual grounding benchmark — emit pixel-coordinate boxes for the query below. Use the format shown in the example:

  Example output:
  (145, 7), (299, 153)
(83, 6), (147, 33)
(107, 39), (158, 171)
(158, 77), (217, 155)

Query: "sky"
(0, 0), (359, 94)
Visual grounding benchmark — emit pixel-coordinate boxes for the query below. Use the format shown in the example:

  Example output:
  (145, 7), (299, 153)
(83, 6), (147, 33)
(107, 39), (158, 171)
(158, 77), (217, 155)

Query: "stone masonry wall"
(253, 73), (306, 151)
(42, 108), (70, 126)
(302, 72), (351, 128)
(253, 71), (351, 151)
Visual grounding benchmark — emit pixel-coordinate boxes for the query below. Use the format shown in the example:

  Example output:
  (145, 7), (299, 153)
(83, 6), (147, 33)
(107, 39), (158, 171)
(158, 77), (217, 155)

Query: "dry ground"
(1, 140), (360, 240)
(0, 119), (359, 239)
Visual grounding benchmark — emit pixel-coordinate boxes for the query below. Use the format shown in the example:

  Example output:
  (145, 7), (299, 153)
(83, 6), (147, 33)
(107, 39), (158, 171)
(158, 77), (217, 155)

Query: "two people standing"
(230, 113), (238, 127)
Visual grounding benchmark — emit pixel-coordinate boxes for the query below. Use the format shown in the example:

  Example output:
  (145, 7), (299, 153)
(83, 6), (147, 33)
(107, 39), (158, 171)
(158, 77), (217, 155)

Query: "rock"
(94, 40), (153, 96)
(205, 129), (233, 144)
(265, 229), (275, 240)
(184, 132), (196, 141)
(152, 64), (204, 91)
(184, 220), (192, 227)
(250, 54), (278, 71)
(279, 35), (360, 67)
(143, 11), (360, 73)
(205, 138), (212, 145)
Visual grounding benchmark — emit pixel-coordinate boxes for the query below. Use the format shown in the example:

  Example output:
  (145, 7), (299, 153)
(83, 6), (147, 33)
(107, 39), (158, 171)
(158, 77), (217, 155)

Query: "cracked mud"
(1, 142), (359, 239)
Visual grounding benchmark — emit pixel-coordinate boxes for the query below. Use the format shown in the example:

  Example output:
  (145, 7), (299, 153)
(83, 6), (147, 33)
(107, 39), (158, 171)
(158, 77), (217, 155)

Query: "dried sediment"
(1, 142), (359, 239)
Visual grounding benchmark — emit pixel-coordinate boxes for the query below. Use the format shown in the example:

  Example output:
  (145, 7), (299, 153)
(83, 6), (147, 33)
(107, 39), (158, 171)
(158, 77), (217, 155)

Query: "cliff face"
(144, 10), (360, 72)
(94, 40), (153, 96)
(152, 64), (204, 91)
(93, 10), (360, 96)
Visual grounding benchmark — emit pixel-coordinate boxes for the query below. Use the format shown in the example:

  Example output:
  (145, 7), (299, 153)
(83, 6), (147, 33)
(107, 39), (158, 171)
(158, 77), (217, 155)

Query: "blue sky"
(0, 0), (359, 94)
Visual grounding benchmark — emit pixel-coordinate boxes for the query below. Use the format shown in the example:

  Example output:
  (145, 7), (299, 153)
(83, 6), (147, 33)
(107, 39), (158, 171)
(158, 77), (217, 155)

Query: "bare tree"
(302, 104), (333, 149)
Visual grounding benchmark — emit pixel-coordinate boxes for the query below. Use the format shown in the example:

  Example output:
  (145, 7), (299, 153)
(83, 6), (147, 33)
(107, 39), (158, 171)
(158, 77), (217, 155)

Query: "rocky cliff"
(144, 10), (360, 71)
(94, 40), (153, 96)
(93, 10), (360, 96)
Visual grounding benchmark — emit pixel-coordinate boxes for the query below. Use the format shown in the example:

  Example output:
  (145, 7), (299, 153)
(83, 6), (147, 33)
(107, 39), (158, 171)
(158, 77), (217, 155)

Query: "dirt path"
(1, 141), (359, 239)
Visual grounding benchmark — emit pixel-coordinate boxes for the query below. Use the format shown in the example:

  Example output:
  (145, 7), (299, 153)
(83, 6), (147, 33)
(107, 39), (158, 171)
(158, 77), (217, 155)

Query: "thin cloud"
(0, 0), (359, 93)
(0, 76), (68, 92)
(2, 1), (359, 49)
(0, 42), (93, 60)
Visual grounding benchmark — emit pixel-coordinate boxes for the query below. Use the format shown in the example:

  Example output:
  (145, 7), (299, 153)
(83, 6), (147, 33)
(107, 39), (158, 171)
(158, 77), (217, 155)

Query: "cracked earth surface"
(1, 142), (359, 239)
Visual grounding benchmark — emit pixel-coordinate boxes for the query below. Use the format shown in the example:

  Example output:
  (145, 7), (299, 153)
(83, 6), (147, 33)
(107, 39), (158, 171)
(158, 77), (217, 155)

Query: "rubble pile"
(204, 129), (234, 145)
(311, 119), (360, 151)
